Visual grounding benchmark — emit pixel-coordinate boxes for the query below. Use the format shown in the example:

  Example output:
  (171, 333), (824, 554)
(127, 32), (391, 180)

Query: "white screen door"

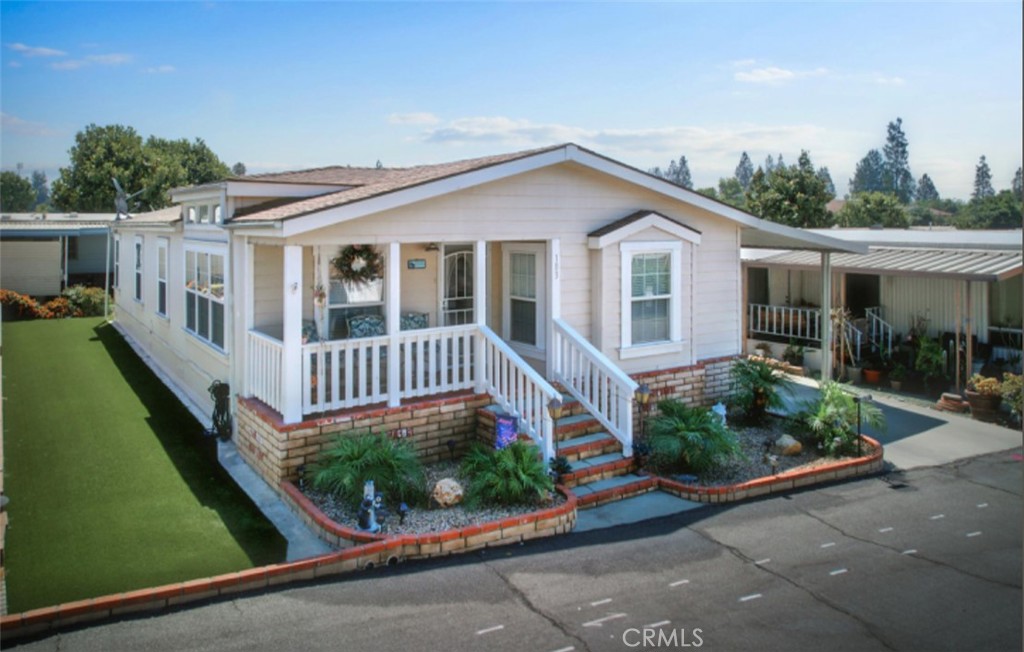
(502, 243), (546, 356)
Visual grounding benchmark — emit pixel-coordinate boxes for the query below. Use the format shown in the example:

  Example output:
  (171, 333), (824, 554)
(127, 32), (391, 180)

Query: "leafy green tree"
(695, 186), (718, 199)
(745, 150), (833, 228)
(51, 124), (230, 212)
(232, 162), (247, 176)
(957, 190), (1022, 229)
(0, 171), (36, 211)
(882, 117), (914, 203)
(836, 191), (909, 228)
(972, 155), (995, 200)
(735, 152), (754, 191)
(916, 173), (940, 202)
(816, 166), (836, 198)
(716, 176), (746, 208)
(1011, 166), (1022, 202)
(30, 170), (49, 209)
(763, 154), (776, 175)
(850, 149), (886, 194)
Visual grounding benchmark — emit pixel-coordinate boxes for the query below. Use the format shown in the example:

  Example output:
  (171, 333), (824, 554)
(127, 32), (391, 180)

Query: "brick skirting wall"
(235, 392), (493, 489)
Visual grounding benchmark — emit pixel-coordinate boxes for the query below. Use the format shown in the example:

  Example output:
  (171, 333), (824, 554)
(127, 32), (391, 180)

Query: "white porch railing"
(248, 330), (284, 414)
(866, 307), (894, 355)
(551, 318), (638, 456)
(398, 325), (477, 399)
(479, 325), (558, 463)
(747, 303), (821, 341)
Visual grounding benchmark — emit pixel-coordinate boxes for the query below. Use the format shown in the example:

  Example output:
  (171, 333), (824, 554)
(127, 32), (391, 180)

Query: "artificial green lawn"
(2, 318), (286, 612)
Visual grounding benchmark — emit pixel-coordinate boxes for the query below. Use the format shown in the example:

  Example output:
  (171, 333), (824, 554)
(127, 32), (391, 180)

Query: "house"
(0, 212), (116, 296)
(110, 143), (863, 490)
(742, 227), (1023, 376)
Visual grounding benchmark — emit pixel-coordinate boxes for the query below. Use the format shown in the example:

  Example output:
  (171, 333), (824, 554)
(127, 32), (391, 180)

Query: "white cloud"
(872, 75), (906, 86)
(1, 113), (58, 137)
(145, 65), (176, 74)
(51, 59), (87, 71)
(7, 42), (66, 57)
(87, 53), (132, 65)
(8, 61), (22, 68)
(735, 66), (828, 84)
(388, 112), (441, 125)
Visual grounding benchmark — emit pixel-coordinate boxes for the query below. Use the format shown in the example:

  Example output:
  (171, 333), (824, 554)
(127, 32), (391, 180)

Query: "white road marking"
(476, 625), (504, 635)
(930, 514), (945, 520)
(829, 568), (848, 576)
(645, 620), (671, 628)
(739, 593), (763, 602)
(755, 558), (771, 565)
(967, 531), (982, 537)
(669, 579), (690, 587)
(977, 503), (988, 508)
(590, 598), (612, 606)
(878, 527), (894, 533)
(820, 542), (836, 548)
(549, 647), (575, 652)
(902, 549), (918, 555)
(583, 613), (627, 628)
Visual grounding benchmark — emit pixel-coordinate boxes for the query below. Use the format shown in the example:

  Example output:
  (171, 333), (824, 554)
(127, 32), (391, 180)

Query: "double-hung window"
(620, 241), (683, 356)
(156, 238), (168, 317)
(185, 246), (226, 350)
(133, 236), (144, 302)
(113, 236), (120, 289)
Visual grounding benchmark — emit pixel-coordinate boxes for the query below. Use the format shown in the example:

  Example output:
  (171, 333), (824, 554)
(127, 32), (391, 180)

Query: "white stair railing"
(865, 307), (893, 355)
(551, 318), (638, 457)
(479, 325), (558, 462)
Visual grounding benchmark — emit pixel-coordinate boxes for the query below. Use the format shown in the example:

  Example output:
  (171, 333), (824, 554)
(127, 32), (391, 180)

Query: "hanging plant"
(331, 245), (383, 285)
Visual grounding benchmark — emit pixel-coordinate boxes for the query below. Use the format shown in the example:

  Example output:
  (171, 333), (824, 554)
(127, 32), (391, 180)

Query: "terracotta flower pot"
(862, 369), (883, 385)
(965, 389), (1002, 422)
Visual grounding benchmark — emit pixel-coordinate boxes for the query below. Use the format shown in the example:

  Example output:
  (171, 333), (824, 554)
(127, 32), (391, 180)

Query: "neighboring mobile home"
(111, 143), (862, 489)
(0, 212), (116, 296)
(743, 228), (1023, 375)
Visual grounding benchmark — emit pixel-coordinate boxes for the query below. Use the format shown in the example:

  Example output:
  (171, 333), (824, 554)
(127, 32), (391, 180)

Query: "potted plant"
(782, 340), (805, 369)
(965, 373), (1002, 422)
(914, 335), (946, 396)
(861, 353), (886, 385)
(889, 363), (906, 391)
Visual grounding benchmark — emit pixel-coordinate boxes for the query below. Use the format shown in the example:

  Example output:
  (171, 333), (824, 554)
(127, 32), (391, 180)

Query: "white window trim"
(133, 235), (144, 303)
(113, 235), (121, 289)
(619, 241), (684, 357)
(183, 243), (228, 353)
(156, 237), (169, 318)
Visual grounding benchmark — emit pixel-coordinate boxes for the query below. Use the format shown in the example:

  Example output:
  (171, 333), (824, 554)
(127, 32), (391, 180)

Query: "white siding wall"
(112, 228), (230, 417)
(0, 240), (60, 295)
(253, 244), (283, 333)
(291, 163), (743, 372)
(881, 276), (989, 339)
(67, 233), (111, 274)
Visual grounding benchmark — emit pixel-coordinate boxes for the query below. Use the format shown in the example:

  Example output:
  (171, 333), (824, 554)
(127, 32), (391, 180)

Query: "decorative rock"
(431, 478), (464, 508)
(773, 434), (803, 456)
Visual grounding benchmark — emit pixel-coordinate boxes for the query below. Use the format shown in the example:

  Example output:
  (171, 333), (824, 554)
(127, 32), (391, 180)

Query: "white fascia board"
(588, 212), (701, 250)
(565, 146), (866, 255)
(279, 148), (570, 238)
(170, 184), (226, 203)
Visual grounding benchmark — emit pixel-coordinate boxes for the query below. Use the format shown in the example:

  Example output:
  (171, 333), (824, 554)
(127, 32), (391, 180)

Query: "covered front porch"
(240, 239), (637, 463)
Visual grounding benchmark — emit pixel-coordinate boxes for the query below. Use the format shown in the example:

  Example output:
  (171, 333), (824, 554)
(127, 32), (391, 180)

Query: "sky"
(1, 1), (1022, 200)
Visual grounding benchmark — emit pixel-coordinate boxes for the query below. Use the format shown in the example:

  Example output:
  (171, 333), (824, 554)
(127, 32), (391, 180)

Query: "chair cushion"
(400, 312), (429, 330)
(347, 314), (385, 338)
(301, 320), (320, 343)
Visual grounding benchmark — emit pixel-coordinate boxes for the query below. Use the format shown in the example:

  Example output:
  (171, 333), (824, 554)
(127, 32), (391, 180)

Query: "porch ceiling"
(743, 246), (1023, 282)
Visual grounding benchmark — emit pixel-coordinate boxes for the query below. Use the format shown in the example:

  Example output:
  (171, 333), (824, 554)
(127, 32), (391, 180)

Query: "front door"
(502, 243), (546, 358)
(441, 244), (474, 326)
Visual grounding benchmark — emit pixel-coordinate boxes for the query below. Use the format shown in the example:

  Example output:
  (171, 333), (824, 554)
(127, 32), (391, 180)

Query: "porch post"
(281, 245), (304, 424)
(820, 252), (833, 382)
(242, 240), (255, 397)
(545, 238), (561, 380)
(386, 241), (401, 408)
(473, 239), (487, 394)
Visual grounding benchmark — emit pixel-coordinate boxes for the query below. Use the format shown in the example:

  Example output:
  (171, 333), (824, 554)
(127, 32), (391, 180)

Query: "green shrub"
(797, 381), (885, 457)
(645, 399), (741, 474)
(460, 441), (554, 507)
(308, 430), (426, 508)
(914, 336), (946, 388)
(1002, 373), (1023, 417)
(730, 357), (789, 423)
(62, 285), (108, 316)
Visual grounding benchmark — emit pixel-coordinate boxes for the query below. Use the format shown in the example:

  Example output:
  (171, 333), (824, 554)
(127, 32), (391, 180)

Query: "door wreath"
(331, 245), (383, 285)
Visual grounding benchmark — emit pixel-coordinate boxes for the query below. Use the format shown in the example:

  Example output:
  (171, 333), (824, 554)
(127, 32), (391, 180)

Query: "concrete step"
(555, 431), (622, 462)
(574, 487), (706, 532)
(560, 452), (635, 488)
(573, 473), (659, 508)
(554, 413), (604, 440)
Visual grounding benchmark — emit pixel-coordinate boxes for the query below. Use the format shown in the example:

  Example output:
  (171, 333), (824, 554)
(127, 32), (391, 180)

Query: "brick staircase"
(552, 393), (658, 509)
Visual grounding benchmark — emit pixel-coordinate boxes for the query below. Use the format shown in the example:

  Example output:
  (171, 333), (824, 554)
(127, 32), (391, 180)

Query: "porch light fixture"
(424, 242), (440, 252)
(547, 397), (564, 421)
(446, 438), (457, 460)
(635, 383), (651, 407)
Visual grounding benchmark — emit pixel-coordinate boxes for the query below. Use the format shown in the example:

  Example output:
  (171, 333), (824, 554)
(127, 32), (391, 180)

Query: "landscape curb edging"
(0, 485), (578, 639)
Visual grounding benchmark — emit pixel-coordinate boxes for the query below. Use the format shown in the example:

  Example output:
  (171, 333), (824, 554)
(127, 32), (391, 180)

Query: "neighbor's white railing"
(551, 318), (637, 456)
(247, 330), (284, 414)
(747, 303), (821, 341)
(479, 325), (558, 462)
(865, 307), (893, 356)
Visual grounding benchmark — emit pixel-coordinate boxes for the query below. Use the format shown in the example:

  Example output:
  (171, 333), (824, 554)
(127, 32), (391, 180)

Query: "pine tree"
(746, 151), (833, 228)
(1012, 167), (1023, 202)
(676, 156), (693, 189)
(735, 152), (754, 191)
(850, 149), (886, 195)
(816, 167), (836, 198)
(764, 154), (776, 175)
(916, 174), (940, 202)
(882, 117), (914, 203)
(775, 153), (785, 170)
(30, 170), (49, 208)
(973, 156), (995, 200)
(231, 162), (247, 176)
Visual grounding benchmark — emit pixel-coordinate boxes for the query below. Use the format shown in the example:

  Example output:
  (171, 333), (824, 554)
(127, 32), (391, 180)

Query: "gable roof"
(588, 210), (702, 249)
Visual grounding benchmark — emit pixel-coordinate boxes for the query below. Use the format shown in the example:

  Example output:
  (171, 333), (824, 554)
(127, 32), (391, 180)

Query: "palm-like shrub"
(731, 358), (789, 423)
(646, 399), (741, 474)
(308, 431), (426, 507)
(797, 381), (885, 457)
(460, 441), (554, 507)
